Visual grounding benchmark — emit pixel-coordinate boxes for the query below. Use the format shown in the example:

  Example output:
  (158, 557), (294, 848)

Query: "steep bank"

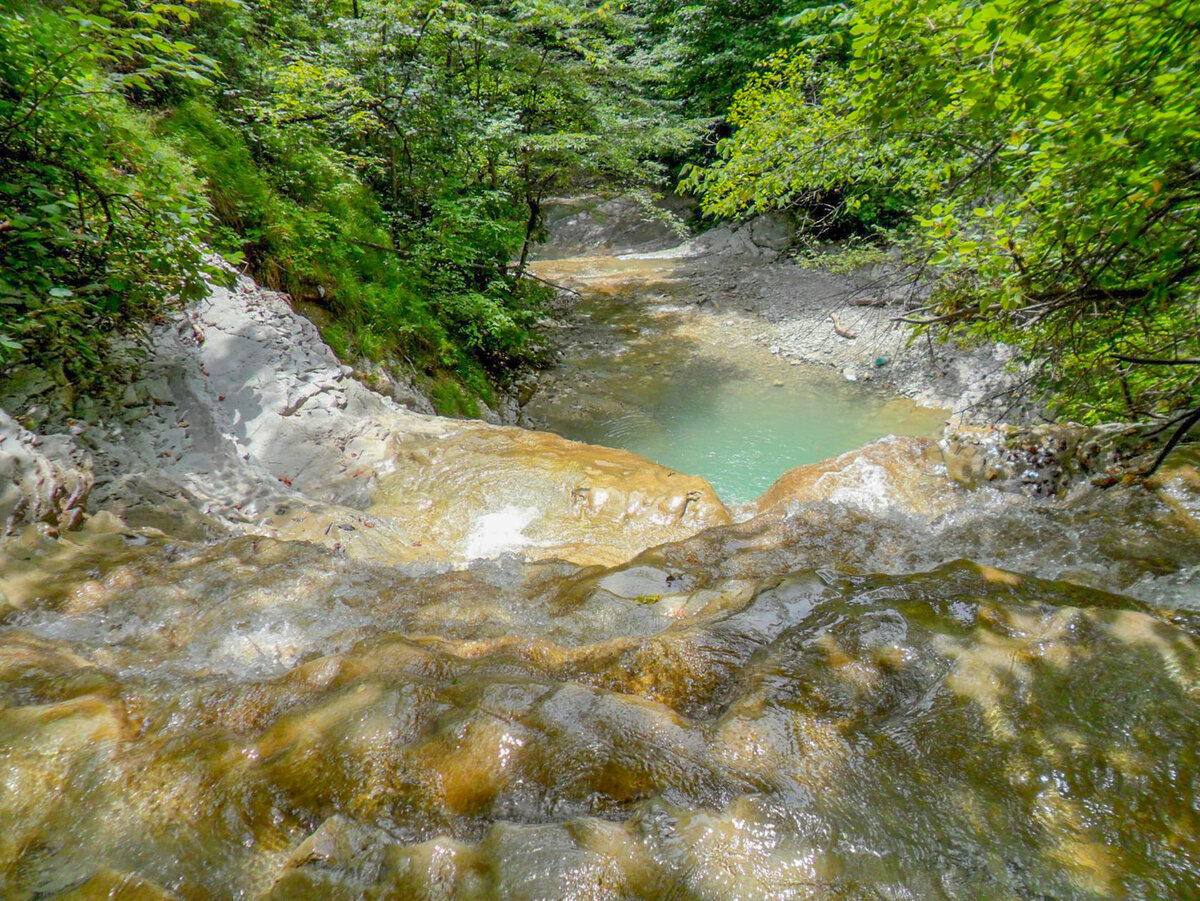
(1, 259), (1199, 897)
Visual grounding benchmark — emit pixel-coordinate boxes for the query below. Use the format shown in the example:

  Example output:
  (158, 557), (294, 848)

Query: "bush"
(0, 2), (214, 389)
(687, 0), (1200, 422)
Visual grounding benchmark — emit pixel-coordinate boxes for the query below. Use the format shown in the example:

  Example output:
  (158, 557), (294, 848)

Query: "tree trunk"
(519, 195), (541, 269)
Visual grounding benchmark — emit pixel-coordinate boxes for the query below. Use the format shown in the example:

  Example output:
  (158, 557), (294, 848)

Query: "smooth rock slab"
(17, 272), (728, 568)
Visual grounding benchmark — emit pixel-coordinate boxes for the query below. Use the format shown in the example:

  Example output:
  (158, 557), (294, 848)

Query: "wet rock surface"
(1, 274), (727, 570)
(0, 411), (91, 536)
(940, 421), (1168, 495)
(1, 220), (1199, 897)
(3, 407), (1199, 899)
(1, 509), (1197, 897)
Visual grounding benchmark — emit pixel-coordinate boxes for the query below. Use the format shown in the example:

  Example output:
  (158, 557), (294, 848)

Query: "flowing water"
(2, 243), (1199, 898)
(2, 496), (1198, 899)
(524, 254), (947, 504)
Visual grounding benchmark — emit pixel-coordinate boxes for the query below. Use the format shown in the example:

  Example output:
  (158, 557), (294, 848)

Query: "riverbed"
(525, 251), (947, 504)
(1, 212), (1198, 898)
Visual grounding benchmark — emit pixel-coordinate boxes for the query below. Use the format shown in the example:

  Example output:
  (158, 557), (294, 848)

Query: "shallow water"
(2, 242), (1199, 897)
(2, 512), (1198, 898)
(525, 256), (947, 503)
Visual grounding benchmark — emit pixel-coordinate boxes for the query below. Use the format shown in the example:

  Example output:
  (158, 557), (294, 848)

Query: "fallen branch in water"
(829, 312), (857, 339)
(513, 268), (582, 297)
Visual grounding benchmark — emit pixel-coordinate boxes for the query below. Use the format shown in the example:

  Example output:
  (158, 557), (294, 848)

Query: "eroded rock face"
(738, 431), (1200, 607)
(754, 435), (955, 518)
(534, 194), (692, 261)
(754, 425), (1196, 532)
(83, 277), (410, 518)
(369, 424), (729, 567)
(0, 411), (91, 536)
(9, 273), (727, 569)
(691, 212), (794, 260)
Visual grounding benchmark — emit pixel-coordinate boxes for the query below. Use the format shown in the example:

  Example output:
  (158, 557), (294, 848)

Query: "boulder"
(755, 435), (955, 518)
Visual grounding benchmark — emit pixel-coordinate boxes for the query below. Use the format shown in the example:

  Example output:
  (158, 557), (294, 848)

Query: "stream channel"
(0, 219), (1198, 898)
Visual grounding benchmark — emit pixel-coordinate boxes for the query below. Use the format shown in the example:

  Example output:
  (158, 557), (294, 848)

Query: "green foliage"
(687, 0), (1200, 421)
(184, 0), (688, 401)
(163, 99), (457, 366)
(254, 0), (685, 260)
(2, 0), (688, 413)
(640, 0), (850, 119)
(0, 0), (220, 388)
(683, 47), (904, 235)
(429, 376), (482, 419)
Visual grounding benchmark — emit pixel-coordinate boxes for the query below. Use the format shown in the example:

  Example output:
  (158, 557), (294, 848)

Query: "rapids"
(1, 210), (1198, 899)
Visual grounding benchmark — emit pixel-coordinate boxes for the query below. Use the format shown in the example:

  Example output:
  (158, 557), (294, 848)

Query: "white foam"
(817, 459), (894, 515)
(464, 506), (538, 559)
(214, 620), (306, 673)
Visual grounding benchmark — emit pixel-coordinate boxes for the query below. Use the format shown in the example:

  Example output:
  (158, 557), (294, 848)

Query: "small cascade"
(0, 204), (1197, 898)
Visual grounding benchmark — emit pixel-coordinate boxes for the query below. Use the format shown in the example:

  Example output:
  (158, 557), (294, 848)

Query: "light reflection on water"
(2, 538), (1197, 898)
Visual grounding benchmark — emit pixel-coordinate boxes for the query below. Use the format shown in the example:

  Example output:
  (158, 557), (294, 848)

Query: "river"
(0, 221), (1198, 898)
(525, 251), (948, 504)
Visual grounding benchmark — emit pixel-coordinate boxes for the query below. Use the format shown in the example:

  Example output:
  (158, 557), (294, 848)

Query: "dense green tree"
(234, 0), (686, 376)
(12, 0), (1196, 434)
(638, 0), (848, 119)
(687, 0), (1200, 425)
(0, 0), (218, 388)
(1, 0), (686, 410)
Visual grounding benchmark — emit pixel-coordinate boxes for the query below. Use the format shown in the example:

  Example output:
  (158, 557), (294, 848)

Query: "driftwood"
(850, 296), (887, 308)
(829, 312), (857, 340)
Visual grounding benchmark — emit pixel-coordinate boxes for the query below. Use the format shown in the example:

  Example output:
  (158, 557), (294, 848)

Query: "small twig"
(828, 311), (857, 339)
(1144, 407), (1200, 438)
(892, 311), (966, 326)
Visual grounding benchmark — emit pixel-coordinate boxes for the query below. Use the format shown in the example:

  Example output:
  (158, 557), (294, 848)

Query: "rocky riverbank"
(0, 269), (729, 586)
(531, 196), (1027, 423)
(2, 253), (1193, 598)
